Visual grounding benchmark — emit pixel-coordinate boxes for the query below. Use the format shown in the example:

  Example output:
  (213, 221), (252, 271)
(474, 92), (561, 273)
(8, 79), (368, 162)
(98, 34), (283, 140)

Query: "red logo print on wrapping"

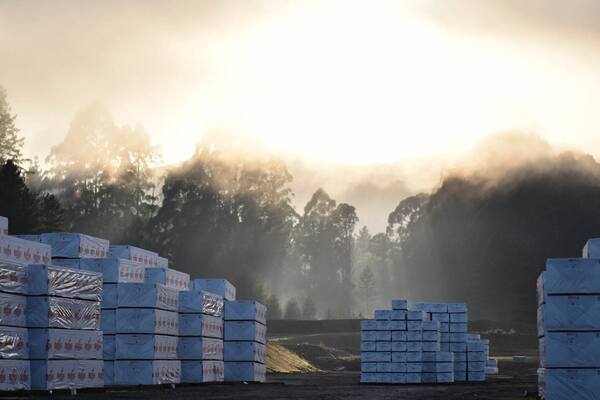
(42, 254), (50, 263)
(88, 370), (96, 381)
(75, 339), (82, 352)
(67, 369), (76, 381)
(85, 339), (92, 351)
(57, 369), (65, 381)
(3, 245), (10, 257)
(19, 371), (28, 384)
(33, 252), (40, 263)
(13, 248), (21, 259)
(0, 369), (5, 383)
(65, 338), (73, 351)
(8, 370), (17, 384)
(78, 371), (86, 381)
(94, 338), (101, 351)
(54, 338), (62, 351)
(13, 305), (22, 317)
(23, 250), (30, 261)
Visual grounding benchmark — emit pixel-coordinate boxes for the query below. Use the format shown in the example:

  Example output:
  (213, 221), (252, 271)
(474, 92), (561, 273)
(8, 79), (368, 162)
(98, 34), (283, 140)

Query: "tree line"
(3, 86), (600, 325)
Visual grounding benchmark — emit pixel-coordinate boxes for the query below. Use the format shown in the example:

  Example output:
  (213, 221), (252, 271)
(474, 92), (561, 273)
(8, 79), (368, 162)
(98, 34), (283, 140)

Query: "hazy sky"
(2, 0), (600, 166)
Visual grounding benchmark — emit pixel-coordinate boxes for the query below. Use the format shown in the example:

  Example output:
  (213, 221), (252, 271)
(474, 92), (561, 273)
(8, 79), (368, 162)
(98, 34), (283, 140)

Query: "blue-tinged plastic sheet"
(28, 264), (102, 301)
(191, 279), (235, 301)
(39, 233), (109, 259)
(27, 296), (101, 330)
(117, 283), (178, 311)
(115, 308), (178, 336)
(541, 332), (600, 368)
(114, 360), (180, 385)
(104, 334), (115, 360)
(101, 309), (116, 334)
(29, 328), (102, 360)
(115, 334), (177, 360)
(181, 360), (224, 383)
(224, 361), (266, 382)
(412, 303), (448, 313)
(538, 367), (600, 398)
(224, 301), (266, 325)
(177, 337), (223, 360)
(224, 321), (266, 344)
(539, 259), (600, 306)
(223, 341), (265, 363)
(30, 359), (104, 390)
(447, 303), (467, 313)
(0, 360), (30, 390)
(179, 290), (223, 316)
(583, 239), (600, 259)
(391, 299), (408, 310)
(179, 313), (223, 338)
(539, 295), (600, 335)
(104, 361), (114, 386)
(0, 327), (27, 359)
(103, 284), (117, 309)
(145, 268), (190, 291)
(0, 216), (7, 236)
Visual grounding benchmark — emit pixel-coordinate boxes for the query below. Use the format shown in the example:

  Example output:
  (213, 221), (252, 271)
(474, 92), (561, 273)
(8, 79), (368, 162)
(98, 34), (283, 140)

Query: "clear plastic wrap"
(115, 308), (178, 336)
(0, 292), (26, 327)
(0, 327), (27, 359)
(0, 261), (28, 295)
(28, 264), (102, 301)
(0, 217), (7, 236)
(541, 332), (600, 368)
(27, 296), (101, 330)
(177, 337), (223, 360)
(39, 233), (109, 259)
(224, 301), (266, 325)
(179, 290), (224, 316)
(29, 328), (102, 360)
(191, 279), (236, 301)
(117, 283), (178, 311)
(114, 360), (181, 385)
(0, 360), (30, 390)
(179, 313), (223, 338)
(224, 362), (266, 382)
(76, 257), (145, 283)
(181, 360), (224, 383)
(145, 268), (190, 291)
(223, 321), (267, 344)
(109, 245), (159, 267)
(223, 341), (266, 363)
(115, 334), (178, 360)
(30, 359), (104, 390)
(0, 235), (51, 265)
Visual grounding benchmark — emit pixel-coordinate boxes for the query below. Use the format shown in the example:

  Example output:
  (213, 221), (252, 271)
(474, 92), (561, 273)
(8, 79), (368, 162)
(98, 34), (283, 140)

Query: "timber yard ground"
(7, 320), (539, 400)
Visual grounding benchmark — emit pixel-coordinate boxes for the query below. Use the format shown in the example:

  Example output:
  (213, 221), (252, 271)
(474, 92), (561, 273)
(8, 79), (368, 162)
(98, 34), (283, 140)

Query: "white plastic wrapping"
(0, 217), (7, 236)
(30, 359), (104, 390)
(145, 268), (190, 291)
(29, 328), (102, 360)
(0, 261), (28, 294)
(109, 245), (160, 267)
(117, 283), (179, 311)
(114, 360), (181, 385)
(0, 360), (29, 390)
(583, 239), (600, 259)
(39, 233), (109, 259)
(179, 290), (224, 316)
(0, 235), (51, 265)
(539, 259), (600, 305)
(191, 279), (236, 301)
(0, 293), (26, 327)
(27, 296), (101, 330)
(28, 264), (102, 301)
(157, 256), (168, 269)
(0, 327), (27, 359)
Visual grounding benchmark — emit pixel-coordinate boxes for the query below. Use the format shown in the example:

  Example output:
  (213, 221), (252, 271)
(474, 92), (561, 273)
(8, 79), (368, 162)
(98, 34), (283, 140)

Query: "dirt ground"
(13, 358), (538, 400)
